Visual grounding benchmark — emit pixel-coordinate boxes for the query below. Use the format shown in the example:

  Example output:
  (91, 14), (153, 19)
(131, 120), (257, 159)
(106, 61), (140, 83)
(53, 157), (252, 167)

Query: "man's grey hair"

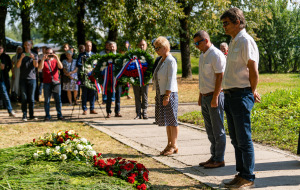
(220, 42), (228, 48)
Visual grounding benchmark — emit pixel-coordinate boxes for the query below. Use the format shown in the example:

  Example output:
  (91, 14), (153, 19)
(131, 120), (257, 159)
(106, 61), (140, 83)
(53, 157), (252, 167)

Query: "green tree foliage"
(256, 0), (300, 73)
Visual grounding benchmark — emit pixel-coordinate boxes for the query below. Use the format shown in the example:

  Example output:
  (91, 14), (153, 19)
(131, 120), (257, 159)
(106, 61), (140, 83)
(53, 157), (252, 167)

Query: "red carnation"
(94, 161), (98, 167)
(136, 163), (144, 171)
(108, 170), (113, 176)
(98, 153), (102, 157)
(116, 157), (122, 160)
(33, 139), (35, 142)
(59, 137), (64, 143)
(65, 131), (68, 134)
(107, 158), (116, 166)
(137, 183), (147, 190)
(127, 176), (135, 184)
(65, 134), (69, 139)
(143, 172), (149, 182)
(98, 159), (106, 168)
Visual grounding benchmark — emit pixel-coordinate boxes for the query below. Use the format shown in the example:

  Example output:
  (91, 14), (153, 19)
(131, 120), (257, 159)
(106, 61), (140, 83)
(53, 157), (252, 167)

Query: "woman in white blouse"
(153, 36), (179, 156)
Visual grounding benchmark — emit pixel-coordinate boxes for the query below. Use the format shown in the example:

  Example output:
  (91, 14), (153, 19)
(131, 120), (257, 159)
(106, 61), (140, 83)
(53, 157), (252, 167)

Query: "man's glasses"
(154, 46), (161, 51)
(194, 39), (205, 46)
(222, 21), (231, 27)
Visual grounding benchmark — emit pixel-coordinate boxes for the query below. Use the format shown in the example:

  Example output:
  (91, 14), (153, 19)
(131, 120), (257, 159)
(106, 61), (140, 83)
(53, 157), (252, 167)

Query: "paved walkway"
(88, 119), (300, 190)
(1, 103), (300, 189)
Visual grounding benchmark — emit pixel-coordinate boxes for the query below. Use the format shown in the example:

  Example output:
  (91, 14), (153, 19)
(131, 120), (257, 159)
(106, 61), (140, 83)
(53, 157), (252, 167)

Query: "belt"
(201, 90), (223, 97)
(223, 87), (252, 94)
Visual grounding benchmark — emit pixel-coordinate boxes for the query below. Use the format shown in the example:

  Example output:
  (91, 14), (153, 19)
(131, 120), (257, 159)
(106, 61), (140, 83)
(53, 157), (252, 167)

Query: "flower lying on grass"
(93, 154), (149, 189)
(32, 130), (80, 147)
(32, 130), (95, 162)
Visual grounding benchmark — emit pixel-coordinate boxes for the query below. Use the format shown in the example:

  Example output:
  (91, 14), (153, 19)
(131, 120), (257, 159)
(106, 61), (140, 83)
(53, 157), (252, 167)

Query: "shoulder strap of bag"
(46, 60), (54, 80)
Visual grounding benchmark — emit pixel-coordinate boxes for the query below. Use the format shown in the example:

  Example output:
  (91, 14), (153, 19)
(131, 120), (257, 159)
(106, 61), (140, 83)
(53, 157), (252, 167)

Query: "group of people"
(0, 7), (260, 189)
(150, 7), (260, 189)
(0, 39), (150, 122)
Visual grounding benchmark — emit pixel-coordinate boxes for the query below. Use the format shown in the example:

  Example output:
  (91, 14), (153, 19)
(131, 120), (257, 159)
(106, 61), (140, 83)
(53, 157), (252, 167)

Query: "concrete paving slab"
(90, 118), (300, 190)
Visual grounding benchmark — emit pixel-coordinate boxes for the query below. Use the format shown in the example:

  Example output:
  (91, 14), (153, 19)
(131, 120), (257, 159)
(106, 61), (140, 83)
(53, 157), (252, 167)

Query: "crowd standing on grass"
(0, 6), (262, 188)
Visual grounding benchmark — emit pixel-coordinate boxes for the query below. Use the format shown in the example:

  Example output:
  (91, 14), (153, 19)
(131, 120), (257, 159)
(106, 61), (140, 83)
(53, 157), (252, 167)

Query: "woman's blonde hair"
(154, 36), (170, 51)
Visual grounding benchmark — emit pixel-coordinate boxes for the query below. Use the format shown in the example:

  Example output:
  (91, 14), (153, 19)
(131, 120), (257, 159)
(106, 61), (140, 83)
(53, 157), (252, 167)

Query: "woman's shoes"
(160, 145), (170, 155)
(160, 146), (178, 156)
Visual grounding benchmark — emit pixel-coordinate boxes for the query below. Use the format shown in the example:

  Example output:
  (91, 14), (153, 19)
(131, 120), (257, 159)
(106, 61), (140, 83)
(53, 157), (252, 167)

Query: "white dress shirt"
(198, 45), (226, 94)
(222, 29), (259, 89)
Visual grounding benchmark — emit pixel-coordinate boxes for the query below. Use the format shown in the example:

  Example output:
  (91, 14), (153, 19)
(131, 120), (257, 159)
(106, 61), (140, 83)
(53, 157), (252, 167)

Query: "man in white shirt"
(194, 30), (226, 168)
(220, 7), (261, 189)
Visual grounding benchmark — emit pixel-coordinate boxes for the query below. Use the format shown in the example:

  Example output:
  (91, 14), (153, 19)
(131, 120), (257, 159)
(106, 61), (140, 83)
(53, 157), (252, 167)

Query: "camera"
(47, 54), (54, 58)
(24, 53), (31, 56)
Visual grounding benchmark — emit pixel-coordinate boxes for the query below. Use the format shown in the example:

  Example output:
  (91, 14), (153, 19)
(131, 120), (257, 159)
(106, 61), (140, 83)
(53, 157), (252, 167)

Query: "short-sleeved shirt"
(43, 59), (60, 83)
(198, 45), (226, 94)
(19, 53), (38, 80)
(222, 29), (259, 89)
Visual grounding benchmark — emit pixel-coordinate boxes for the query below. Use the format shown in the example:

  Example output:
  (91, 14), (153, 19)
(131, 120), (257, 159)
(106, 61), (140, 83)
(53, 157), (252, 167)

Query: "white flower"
(60, 154), (67, 161)
(87, 150), (96, 157)
(130, 77), (135, 83)
(74, 150), (78, 155)
(73, 139), (79, 142)
(66, 146), (72, 153)
(77, 144), (84, 150)
(55, 146), (60, 151)
(80, 138), (87, 144)
(93, 60), (98, 66)
(79, 151), (84, 156)
(85, 145), (92, 150)
(46, 149), (51, 155)
(65, 139), (70, 144)
(68, 130), (75, 135)
(33, 153), (39, 159)
(61, 143), (66, 147)
(57, 132), (62, 136)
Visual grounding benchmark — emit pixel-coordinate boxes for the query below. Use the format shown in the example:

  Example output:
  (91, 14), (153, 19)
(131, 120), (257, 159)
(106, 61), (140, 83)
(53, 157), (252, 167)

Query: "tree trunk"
(21, 0), (31, 44)
(0, 5), (7, 49)
(108, 23), (118, 42)
(178, 0), (193, 79)
(76, 0), (86, 46)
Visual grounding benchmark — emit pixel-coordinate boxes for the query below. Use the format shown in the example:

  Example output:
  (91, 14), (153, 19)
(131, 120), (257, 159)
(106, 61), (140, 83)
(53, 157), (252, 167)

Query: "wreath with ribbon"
(92, 53), (123, 95)
(79, 54), (101, 91)
(114, 49), (154, 87)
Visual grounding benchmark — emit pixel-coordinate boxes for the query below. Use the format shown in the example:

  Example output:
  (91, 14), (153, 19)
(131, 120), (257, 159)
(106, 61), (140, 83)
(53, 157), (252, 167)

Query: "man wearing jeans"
(220, 7), (261, 188)
(39, 47), (64, 121)
(0, 45), (16, 117)
(193, 31), (226, 168)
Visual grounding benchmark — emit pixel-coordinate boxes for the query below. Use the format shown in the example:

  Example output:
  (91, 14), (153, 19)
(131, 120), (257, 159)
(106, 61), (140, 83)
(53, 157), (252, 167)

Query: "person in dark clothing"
(0, 45), (16, 117)
(0, 45), (12, 97)
(16, 40), (39, 121)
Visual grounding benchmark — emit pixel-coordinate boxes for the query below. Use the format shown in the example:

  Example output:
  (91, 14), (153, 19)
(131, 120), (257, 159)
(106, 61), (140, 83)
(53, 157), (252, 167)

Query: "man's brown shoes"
(224, 175), (254, 188)
(199, 158), (213, 166)
(204, 161), (225, 168)
(90, 110), (98, 114)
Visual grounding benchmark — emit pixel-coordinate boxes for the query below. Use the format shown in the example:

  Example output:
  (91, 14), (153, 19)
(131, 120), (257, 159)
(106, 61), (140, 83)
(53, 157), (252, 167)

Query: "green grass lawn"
(0, 144), (135, 190)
